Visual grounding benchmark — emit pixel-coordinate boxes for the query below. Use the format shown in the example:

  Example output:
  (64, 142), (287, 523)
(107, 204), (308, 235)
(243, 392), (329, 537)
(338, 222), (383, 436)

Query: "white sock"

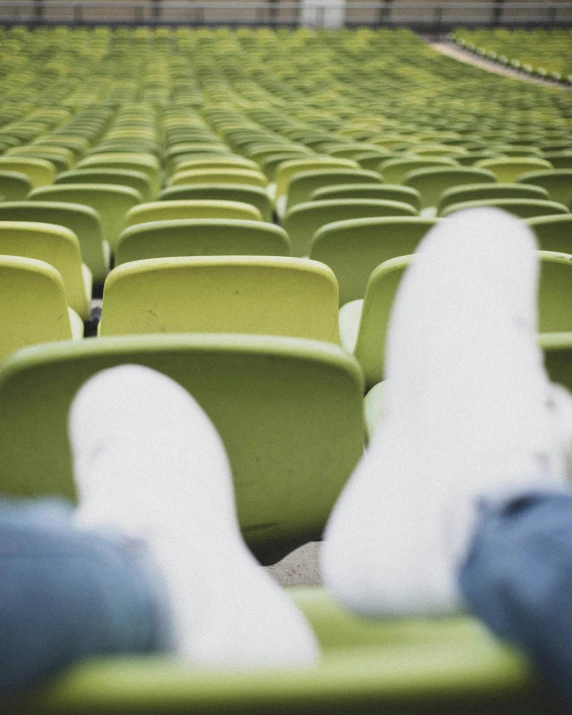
(321, 208), (572, 617)
(69, 365), (319, 669)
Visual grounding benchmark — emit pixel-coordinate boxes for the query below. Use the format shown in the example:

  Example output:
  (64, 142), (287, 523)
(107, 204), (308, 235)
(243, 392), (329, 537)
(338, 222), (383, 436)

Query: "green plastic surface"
(30, 184), (142, 249)
(100, 256), (340, 344)
(0, 334), (364, 563)
(284, 199), (417, 258)
(115, 217), (289, 264)
(310, 216), (437, 305)
(0, 201), (110, 284)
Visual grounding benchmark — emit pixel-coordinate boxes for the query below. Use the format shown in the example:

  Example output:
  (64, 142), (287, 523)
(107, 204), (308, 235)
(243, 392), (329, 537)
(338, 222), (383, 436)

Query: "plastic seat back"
(171, 168), (267, 189)
(311, 183), (421, 210)
(0, 221), (91, 319)
(115, 219), (289, 265)
(7, 145), (75, 173)
(55, 168), (153, 202)
(0, 157), (56, 187)
(0, 201), (109, 284)
(172, 156), (259, 174)
(441, 198), (569, 219)
(100, 256), (340, 344)
(475, 157), (554, 183)
(284, 198), (417, 257)
(125, 200), (261, 227)
(527, 215), (572, 254)
(378, 156), (459, 184)
(354, 250), (572, 389)
(160, 184), (273, 222)
(353, 255), (411, 389)
(30, 184), (142, 250)
(404, 167), (497, 209)
(0, 170), (32, 200)
(537, 251), (572, 333)
(310, 217), (437, 305)
(275, 158), (358, 200)
(286, 169), (382, 212)
(0, 255), (75, 362)
(76, 153), (161, 195)
(518, 169), (572, 209)
(0, 334), (364, 563)
(438, 182), (549, 214)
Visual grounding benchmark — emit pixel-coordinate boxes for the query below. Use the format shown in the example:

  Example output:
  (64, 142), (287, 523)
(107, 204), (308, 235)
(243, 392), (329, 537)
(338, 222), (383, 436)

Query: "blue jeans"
(4, 493), (572, 700)
(460, 489), (572, 704)
(0, 498), (171, 694)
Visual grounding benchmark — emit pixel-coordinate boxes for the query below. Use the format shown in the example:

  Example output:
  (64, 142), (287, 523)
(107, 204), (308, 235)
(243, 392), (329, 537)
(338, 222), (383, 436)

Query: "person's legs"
(460, 490), (572, 703)
(0, 498), (168, 694)
(69, 364), (319, 670)
(321, 207), (572, 616)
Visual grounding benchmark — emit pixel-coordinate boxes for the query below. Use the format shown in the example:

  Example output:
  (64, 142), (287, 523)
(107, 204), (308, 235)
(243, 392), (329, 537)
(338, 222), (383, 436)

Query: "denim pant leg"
(459, 490), (572, 704)
(0, 498), (171, 694)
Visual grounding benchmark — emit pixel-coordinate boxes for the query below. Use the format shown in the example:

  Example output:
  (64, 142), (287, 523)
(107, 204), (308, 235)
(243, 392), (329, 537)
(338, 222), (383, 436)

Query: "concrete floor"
(265, 542), (322, 586)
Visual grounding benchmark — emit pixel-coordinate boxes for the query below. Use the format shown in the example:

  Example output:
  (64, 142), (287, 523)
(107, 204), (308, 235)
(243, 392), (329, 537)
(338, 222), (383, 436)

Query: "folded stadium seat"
(369, 134), (420, 151)
(29, 184), (142, 252)
(343, 250), (572, 391)
(125, 200), (262, 227)
(438, 183), (550, 214)
(35, 135), (91, 161)
(541, 152), (572, 170)
(474, 157), (554, 183)
(114, 219), (290, 265)
(527, 215), (572, 253)
(537, 251), (572, 332)
(89, 141), (161, 157)
(353, 150), (394, 171)
(76, 154), (161, 196)
(166, 142), (231, 164)
(170, 168), (268, 190)
(0, 157), (56, 187)
(0, 333), (363, 564)
(246, 144), (312, 164)
(0, 221), (91, 320)
(408, 144), (469, 159)
(542, 333), (572, 397)
(339, 255), (409, 390)
(517, 169), (572, 209)
(0, 170), (32, 200)
(320, 142), (389, 160)
(311, 184), (422, 211)
(159, 184), (273, 222)
(310, 216), (438, 306)
(283, 169), (383, 216)
(493, 145), (545, 157)
(99, 256), (340, 344)
(172, 156), (260, 174)
(274, 157), (359, 204)
(440, 198), (569, 220)
(6, 145), (75, 173)
(0, 201), (109, 285)
(378, 156), (459, 184)
(404, 167), (497, 212)
(260, 152), (317, 181)
(56, 169), (153, 202)
(284, 198), (417, 258)
(0, 255), (83, 362)
(454, 151), (509, 167)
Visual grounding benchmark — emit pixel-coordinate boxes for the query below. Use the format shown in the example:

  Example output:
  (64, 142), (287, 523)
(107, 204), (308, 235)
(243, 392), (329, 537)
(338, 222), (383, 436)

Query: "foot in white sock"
(321, 207), (572, 618)
(69, 365), (319, 669)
